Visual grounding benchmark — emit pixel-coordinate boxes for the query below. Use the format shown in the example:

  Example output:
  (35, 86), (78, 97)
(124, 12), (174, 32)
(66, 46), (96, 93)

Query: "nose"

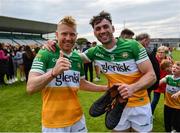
(99, 27), (106, 34)
(65, 34), (72, 40)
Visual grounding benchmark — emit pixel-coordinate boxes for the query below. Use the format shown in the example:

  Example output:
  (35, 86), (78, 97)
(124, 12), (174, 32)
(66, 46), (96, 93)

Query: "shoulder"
(165, 75), (173, 80)
(83, 46), (98, 54)
(37, 48), (55, 57)
(117, 38), (140, 48)
(72, 50), (83, 60)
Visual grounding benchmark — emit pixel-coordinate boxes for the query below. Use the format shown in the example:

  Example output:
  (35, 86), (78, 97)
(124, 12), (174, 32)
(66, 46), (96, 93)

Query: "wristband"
(51, 68), (56, 78)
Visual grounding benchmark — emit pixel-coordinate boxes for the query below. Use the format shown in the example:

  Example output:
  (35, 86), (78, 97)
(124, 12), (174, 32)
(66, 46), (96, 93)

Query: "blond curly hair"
(58, 16), (76, 27)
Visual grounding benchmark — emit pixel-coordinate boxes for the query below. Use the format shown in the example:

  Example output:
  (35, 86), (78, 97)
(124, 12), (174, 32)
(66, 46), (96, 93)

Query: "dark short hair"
(120, 28), (134, 36)
(89, 11), (112, 27)
(136, 33), (150, 41)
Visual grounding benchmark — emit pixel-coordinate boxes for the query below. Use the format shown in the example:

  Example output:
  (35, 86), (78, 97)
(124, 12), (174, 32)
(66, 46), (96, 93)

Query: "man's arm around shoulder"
(80, 78), (107, 92)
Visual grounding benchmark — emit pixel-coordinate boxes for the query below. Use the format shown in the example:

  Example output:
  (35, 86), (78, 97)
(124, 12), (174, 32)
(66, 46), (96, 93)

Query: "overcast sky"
(0, 0), (180, 41)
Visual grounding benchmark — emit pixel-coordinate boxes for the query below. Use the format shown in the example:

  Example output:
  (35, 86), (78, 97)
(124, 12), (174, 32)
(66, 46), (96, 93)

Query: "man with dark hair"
(83, 11), (156, 132)
(120, 28), (135, 39)
(136, 33), (160, 98)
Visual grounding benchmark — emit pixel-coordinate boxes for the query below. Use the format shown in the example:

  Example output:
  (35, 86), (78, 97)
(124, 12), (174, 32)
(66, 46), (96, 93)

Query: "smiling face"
(93, 19), (115, 47)
(56, 23), (77, 54)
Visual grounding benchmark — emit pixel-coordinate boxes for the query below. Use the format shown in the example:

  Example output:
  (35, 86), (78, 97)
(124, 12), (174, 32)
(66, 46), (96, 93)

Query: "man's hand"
(117, 83), (134, 99)
(43, 40), (56, 52)
(52, 51), (71, 76)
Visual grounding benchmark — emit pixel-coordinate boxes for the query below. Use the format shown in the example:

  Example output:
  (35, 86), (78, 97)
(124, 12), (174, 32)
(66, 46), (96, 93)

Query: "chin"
(102, 40), (111, 45)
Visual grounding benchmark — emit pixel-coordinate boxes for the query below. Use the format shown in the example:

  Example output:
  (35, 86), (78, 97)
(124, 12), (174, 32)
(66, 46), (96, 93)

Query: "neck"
(58, 45), (72, 55)
(103, 38), (116, 49)
(63, 50), (72, 55)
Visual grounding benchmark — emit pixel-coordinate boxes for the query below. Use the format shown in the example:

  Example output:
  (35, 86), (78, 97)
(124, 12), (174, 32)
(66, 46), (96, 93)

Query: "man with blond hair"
(27, 16), (107, 132)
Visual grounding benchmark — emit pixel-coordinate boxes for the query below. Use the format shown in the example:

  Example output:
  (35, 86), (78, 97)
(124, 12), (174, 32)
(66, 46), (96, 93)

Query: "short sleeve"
(131, 41), (149, 64)
(30, 49), (48, 74)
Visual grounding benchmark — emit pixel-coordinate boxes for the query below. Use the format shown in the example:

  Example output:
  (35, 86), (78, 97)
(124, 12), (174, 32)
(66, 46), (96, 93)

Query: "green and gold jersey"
(30, 44), (84, 128)
(82, 38), (150, 107)
(164, 75), (180, 109)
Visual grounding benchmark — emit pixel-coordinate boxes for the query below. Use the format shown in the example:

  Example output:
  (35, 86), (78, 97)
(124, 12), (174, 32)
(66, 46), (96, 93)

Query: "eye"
(103, 24), (109, 29)
(95, 27), (101, 31)
(61, 32), (67, 36)
(70, 33), (76, 37)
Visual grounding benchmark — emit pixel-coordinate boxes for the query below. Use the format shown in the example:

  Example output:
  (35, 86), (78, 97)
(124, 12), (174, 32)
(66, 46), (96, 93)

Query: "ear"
(55, 31), (58, 39)
(75, 33), (78, 39)
(112, 25), (115, 33)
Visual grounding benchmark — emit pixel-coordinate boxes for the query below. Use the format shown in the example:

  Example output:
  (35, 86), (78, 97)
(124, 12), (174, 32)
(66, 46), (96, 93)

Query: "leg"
(164, 105), (172, 132)
(84, 64), (88, 81)
(131, 103), (153, 132)
(89, 63), (93, 82)
(151, 92), (161, 114)
(172, 108), (180, 132)
(94, 64), (101, 81)
(95, 65), (100, 78)
(147, 89), (152, 100)
(24, 68), (29, 82)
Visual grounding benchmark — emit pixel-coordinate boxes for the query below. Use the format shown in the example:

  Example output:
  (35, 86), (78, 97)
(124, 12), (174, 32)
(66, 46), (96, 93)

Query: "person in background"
(151, 46), (173, 114)
(82, 41), (93, 82)
(12, 46), (18, 82)
(27, 16), (107, 133)
(16, 46), (26, 81)
(160, 61), (180, 132)
(164, 46), (173, 61)
(0, 43), (9, 86)
(120, 28), (135, 39)
(5, 44), (15, 84)
(23, 45), (34, 82)
(136, 33), (160, 98)
(92, 41), (101, 82)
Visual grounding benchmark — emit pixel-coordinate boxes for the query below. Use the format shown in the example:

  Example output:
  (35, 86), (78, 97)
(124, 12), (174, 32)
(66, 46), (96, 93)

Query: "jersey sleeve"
(82, 47), (96, 62)
(131, 41), (149, 64)
(80, 61), (85, 78)
(161, 77), (167, 84)
(30, 49), (48, 74)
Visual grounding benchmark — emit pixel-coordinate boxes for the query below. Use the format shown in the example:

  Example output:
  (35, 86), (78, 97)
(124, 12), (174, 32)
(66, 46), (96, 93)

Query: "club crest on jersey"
(121, 52), (129, 59)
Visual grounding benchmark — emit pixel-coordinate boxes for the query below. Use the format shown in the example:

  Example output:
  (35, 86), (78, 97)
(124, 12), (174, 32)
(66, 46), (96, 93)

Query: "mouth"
(99, 34), (109, 41)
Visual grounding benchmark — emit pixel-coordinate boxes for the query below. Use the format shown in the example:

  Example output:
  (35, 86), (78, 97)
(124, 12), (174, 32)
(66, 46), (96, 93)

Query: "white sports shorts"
(42, 115), (87, 133)
(114, 103), (153, 132)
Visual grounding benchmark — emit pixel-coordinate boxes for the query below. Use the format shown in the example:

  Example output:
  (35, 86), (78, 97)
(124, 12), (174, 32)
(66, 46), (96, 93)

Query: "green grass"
(0, 82), (41, 132)
(172, 50), (180, 61)
(0, 50), (180, 132)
